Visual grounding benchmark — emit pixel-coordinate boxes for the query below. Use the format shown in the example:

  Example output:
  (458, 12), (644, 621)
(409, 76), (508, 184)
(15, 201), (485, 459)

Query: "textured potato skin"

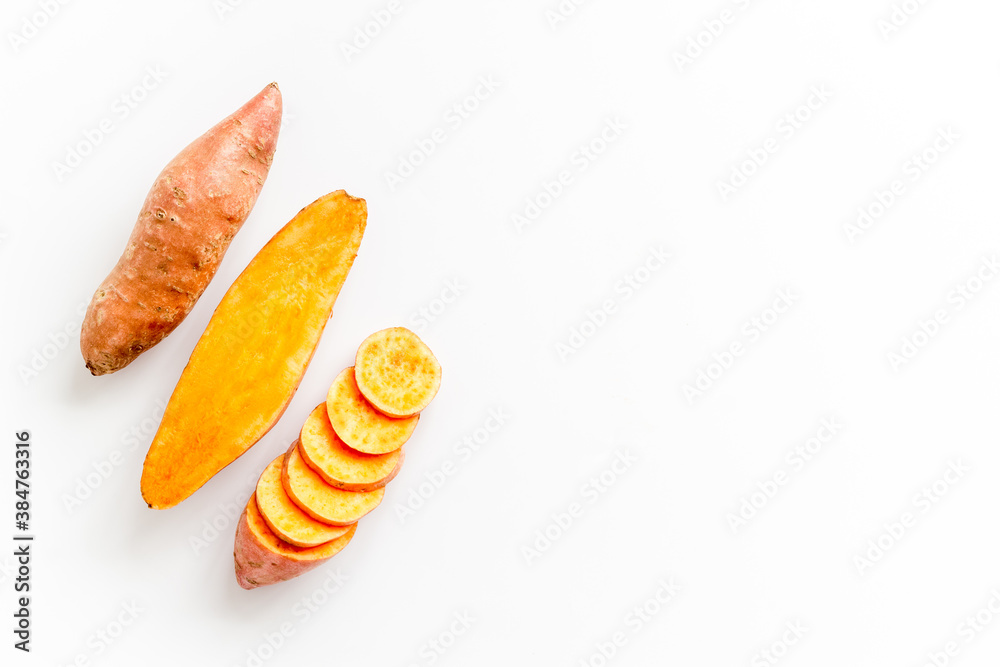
(81, 83), (282, 375)
(234, 494), (356, 589)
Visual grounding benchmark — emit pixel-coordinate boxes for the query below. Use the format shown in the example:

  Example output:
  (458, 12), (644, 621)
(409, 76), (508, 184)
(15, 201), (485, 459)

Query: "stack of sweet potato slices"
(235, 328), (441, 589)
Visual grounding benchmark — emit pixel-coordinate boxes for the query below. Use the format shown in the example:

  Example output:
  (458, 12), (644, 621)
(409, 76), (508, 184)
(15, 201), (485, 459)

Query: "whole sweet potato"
(81, 83), (282, 375)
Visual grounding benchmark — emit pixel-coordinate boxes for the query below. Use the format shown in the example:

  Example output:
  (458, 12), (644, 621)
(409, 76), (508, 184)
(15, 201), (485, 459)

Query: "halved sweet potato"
(282, 441), (384, 526)
(255, 452), (353, 547)
(234, 493), (356, 590)
(300, 403), (404, 490)
(354, 327), (441, 418)
(141, 190), (367, 509)
(326, 367), (417, 455)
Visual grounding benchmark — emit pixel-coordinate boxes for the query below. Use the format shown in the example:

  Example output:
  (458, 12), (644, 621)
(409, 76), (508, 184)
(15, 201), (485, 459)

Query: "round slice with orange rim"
(301, 403), (404, 490)
(255, 453), (353, 547)
(282, 441), (384, 526)
(354, 327), (441, 418)
(326, 368), (417, 455)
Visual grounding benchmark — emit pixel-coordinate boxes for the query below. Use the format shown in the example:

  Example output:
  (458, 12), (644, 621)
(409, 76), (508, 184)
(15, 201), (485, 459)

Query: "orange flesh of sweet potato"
(81, 83), (282, 375)
(255, 452), (353, 547)
(326, 367), (417, 455)
(354, 327), (442, 418)
(140, 190), (367, 509)
(282, 441), (384, 526)
(300, 402), (403, 490)
(234, 493), (356, 590)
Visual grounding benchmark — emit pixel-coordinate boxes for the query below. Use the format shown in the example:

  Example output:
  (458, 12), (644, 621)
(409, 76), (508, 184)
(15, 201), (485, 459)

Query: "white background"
(3, 0), (1000, 665)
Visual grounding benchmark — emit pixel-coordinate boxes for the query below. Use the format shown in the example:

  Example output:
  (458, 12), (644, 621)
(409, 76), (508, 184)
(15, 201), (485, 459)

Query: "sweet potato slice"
(354, 327), (441, 418)
(234, 493), (356, 590)
(255, 453), (352, 547)
(141, 190), (367, 509)
(82, 83), (282, 375)
(282, 441), (384, 526)
(326, 367), (417, 455)
(300, 402), (403, 490)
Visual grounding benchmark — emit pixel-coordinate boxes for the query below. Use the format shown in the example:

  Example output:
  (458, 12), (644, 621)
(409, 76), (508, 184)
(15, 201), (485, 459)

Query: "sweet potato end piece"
(234, 493), (356, 590)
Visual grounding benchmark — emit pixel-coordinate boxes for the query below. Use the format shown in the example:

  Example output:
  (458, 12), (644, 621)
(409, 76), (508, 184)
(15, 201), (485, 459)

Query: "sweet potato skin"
(141, 190), (367, 509)
(81, 83), (282, 375)
(234, 493), (356, 590)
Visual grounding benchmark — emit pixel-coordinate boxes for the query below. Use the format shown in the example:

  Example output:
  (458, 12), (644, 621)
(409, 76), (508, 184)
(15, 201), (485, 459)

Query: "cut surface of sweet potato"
(234, 493), (356, 590)
(300, 403), (403, 490)
(255, 452), (353, 547)
(282, 441), (384, 526)
(141, 190), (367, 509)
(354, 327), (441, 418)
(326, 367), (417, 455)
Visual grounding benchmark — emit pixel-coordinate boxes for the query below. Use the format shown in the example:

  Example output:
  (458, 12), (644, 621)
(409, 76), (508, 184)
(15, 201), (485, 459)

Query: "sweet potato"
(354, 327), (441, 418)
(141, 190), (368, 509)
(326, 367), (417, 455)
(300, 402), (403, 491)
(234, 493), (356, 590)
(282, 441), (384, 526)
(81, 83), (282, 375)
(256, 451), (353, 547)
